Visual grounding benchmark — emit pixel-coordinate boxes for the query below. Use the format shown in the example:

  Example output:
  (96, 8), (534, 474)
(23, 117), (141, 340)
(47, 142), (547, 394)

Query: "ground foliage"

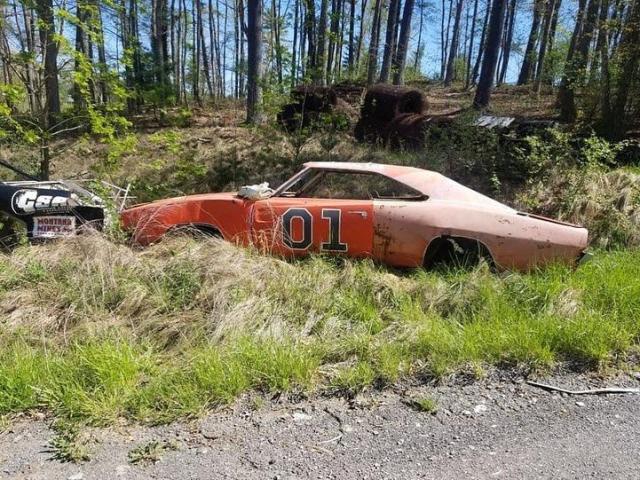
(0, 235), (639, 425)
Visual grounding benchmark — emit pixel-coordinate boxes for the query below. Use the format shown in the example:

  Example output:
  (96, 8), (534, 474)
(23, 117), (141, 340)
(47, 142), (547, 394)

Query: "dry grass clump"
(0, 234), (294, 342)
(0, 234), (411, 345)
(521, 168), (640, 248)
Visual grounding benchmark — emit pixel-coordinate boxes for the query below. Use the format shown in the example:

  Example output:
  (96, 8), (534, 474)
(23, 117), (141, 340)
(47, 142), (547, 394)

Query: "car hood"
(125, 192), (239, 211)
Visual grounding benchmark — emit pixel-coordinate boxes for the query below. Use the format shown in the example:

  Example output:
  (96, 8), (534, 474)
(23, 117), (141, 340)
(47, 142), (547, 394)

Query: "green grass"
(1, 236), (639, 425)
(406, 396), (438, 414)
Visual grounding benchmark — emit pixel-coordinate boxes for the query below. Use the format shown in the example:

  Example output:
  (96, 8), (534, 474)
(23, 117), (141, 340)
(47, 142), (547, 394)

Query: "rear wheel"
(423, 236), (494, 271)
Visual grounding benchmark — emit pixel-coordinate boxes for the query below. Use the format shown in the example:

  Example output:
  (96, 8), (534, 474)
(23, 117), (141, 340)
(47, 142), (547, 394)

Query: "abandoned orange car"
(120, 162), (589, 271)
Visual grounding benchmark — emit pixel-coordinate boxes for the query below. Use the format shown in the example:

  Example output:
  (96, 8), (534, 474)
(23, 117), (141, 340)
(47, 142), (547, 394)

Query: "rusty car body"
(120, 162), (589, 271)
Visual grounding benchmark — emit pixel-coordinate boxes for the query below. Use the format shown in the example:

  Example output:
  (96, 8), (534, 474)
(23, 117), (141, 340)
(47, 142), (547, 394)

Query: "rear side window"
(299, 170), (424, 200)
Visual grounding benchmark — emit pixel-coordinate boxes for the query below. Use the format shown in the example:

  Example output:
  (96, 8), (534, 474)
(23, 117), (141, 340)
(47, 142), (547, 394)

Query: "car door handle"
(348, 210), (368, 218)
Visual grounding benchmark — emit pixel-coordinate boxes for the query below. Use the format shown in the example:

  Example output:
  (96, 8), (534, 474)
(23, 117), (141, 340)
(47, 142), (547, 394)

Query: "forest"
(0, 0), (638, 178)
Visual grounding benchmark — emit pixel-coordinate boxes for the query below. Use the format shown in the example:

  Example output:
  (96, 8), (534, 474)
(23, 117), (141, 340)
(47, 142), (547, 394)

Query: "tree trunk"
(441, 0), (453, 79)
(129, 0), (144, 110)
(595, 0), (611, 118)
(392, 0), (415, 84)
(238, 0), (246, 96)
(336, 0), (346, 78)
(543, 0), (562, 85)
(471, 0), (491, 86)
(180, 0), (188, 101)
(95, 3), (108, 103)
(152, 0), (170, 85)
(444, 0), (464, 86)
(517, 0), (543, 85)
(356, 0), (368, 67)
(197, 0), (214, 97)
(608, 0), (640, 137)
(498, 0), (516, 85)
(558, 0), (599, 122)
(300, 0), (307, 77)
(273, 0), (283, 86)
(473, 0), (506, 108)
(291, 0), (300, 86)
(35, 0), (60, 127)
(465, 0), (478, 88)
(379, 0), (401, 83)
(347, 0), (355, 70)
(556, 0), (587, 119)
(590, 0), (609, 80)
(246, 0), (263, 123)
(534, 0), (559, 92)
(609, 0), (626, 50)
(73, 0), (89, 111)
(316, 0), (329, 84)
(222, 0), (228, 95)
(367, 0), (382, 84)
(193, 0), (201, 104)
(19, 3), (38, 112)
(172, 0), (181, 101)
(327, 0), (342, 84)
(209, 0), (223, 97)
(303, 0), (316, 78)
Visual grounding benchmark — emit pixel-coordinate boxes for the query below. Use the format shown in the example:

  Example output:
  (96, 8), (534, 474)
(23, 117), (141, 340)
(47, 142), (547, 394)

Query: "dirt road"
(2, 373), (639, 479)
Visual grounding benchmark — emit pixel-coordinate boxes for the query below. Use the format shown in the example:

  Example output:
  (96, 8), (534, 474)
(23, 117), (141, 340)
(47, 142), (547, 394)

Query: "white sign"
(33, 216), (76, 238)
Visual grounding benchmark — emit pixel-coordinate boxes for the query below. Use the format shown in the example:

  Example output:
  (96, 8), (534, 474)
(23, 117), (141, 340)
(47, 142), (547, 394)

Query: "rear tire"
(423, 236), (494, 271)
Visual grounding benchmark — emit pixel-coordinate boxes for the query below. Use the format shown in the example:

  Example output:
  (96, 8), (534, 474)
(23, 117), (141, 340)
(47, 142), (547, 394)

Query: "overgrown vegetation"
(0, 234), (639, 425)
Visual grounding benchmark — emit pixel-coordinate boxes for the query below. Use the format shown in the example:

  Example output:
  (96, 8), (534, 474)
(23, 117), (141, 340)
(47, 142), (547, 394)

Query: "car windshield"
(278, 169), (425, 200)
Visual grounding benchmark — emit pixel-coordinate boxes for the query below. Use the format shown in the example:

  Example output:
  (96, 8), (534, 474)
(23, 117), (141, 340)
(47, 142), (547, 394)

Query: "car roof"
(302, 161), (513, 212)
(303, 161), (429, 178)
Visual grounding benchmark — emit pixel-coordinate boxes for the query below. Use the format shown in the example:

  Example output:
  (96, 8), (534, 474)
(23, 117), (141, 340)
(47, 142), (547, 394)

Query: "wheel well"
(423, 236), (494, 270)
(167, 223), (222, 239)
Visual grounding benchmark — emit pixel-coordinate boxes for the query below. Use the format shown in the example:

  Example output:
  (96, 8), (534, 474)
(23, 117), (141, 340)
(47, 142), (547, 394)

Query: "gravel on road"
(1, 372), (639, 480)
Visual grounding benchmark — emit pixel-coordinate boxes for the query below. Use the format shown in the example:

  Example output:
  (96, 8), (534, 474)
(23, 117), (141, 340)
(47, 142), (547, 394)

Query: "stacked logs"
(354, 84), (429, 145)
(277, 85), (358, 132)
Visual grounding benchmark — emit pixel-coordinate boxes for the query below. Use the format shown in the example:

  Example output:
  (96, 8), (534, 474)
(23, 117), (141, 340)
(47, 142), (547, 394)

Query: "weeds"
(406, 396), (438, 414)
(49, 422), (93, 463)
(128, 439), (179, 465)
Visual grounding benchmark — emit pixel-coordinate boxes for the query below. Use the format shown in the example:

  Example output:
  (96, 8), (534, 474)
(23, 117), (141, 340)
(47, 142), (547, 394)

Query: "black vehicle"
(0, 159), (126, 241)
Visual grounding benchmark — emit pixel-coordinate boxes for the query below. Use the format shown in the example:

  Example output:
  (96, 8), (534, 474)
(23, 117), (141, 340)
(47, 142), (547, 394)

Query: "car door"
(251, 197), (374, 258)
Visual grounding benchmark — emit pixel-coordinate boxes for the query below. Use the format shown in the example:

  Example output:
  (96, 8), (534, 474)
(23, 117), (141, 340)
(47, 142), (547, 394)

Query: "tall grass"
(0, 235), (638, 424)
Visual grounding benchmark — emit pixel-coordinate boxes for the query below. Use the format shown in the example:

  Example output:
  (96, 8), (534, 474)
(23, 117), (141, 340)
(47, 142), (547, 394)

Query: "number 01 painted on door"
(282, 208), (348, 252)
